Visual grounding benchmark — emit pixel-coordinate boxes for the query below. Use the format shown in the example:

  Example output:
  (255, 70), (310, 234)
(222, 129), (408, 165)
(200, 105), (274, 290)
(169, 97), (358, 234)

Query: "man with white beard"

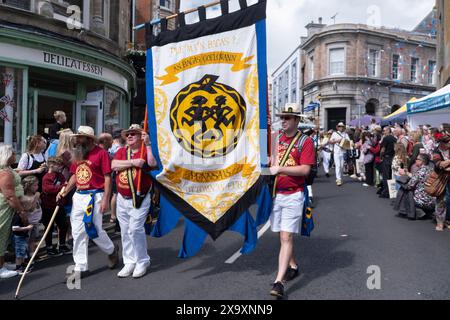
(58, 126), (118, 278)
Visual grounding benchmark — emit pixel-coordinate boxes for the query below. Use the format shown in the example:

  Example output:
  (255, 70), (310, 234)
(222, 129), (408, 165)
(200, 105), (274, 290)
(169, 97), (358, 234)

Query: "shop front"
(0, 26), (135, 153)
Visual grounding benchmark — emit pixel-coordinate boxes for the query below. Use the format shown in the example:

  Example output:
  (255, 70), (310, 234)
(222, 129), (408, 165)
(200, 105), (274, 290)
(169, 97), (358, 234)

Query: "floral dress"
(0, 169), (24, 256)
(407, 165), (435, 210)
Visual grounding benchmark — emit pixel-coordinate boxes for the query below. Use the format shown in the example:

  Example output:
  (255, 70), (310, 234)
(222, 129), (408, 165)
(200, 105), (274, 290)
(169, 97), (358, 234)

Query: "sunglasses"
(126, 132), (137, 137)
(280, 116), (295, 121)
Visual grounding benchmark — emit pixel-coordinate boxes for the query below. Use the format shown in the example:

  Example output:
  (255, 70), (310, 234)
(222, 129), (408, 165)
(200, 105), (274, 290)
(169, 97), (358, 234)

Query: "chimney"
(319, 17), (323, 24)
(305, 18), (326, 37)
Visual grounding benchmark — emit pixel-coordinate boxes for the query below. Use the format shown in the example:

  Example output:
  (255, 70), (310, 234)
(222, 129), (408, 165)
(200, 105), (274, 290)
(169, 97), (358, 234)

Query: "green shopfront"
(0, 26), (135, 153)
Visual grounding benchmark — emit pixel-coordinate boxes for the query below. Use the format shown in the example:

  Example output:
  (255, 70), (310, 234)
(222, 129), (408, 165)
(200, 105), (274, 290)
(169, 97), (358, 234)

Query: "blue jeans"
(13, 235), (28, 259)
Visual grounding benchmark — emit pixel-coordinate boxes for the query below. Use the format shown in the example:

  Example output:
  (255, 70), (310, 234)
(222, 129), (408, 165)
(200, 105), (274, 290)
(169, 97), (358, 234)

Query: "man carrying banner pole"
(269, 103), (316, 298)
(111, 124), (156, 278)
(57, 126), (118, 278)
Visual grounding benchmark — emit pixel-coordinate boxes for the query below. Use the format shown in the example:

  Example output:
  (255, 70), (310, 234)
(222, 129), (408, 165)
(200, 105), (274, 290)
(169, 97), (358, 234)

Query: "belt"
(76, 189), (104, 195)
(276, 187), (302, 193)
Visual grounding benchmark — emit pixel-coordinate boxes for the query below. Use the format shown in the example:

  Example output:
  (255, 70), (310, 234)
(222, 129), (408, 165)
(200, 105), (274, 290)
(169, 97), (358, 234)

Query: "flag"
(145, 0), (272, 257)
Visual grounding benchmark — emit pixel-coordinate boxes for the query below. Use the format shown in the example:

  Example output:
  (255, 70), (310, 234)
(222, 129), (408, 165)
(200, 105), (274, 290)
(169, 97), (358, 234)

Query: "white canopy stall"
(407, 84), (450, 129)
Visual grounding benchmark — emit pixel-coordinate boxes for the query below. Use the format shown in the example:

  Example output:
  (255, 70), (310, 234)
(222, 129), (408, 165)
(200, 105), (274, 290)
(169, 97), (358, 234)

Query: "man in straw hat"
(269, 103), (316, 298)
(330, 122), (350, 186)
(57, 126), (118, 278)
(111, 124), (156, 278)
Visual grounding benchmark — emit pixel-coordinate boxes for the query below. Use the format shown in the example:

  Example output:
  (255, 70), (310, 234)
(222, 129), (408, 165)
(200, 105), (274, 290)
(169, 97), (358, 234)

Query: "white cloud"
(179, 0), (435, 71)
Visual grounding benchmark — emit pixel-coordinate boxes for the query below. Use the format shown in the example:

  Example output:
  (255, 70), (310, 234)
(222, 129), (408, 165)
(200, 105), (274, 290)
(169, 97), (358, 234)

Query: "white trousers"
(71, 192), (115, 272)
(321, 151), (331, 174)
(116, 193), (151, 268)
(334, 152), (345, 181)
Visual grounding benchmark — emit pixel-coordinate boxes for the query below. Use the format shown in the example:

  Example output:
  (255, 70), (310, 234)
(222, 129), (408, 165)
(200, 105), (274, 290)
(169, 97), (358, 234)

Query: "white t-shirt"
(17, 153), (47, 170)
(330, 131), (350, 154)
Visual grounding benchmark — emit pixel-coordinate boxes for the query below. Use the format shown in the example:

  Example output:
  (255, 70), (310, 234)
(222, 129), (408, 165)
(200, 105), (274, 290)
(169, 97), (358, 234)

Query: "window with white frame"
(368, 49), (380, 77)
(329, 48), (345, 75)
(309, 55), (314, 81)
(392, 54), (400, 80)
(284, 69), (289, 89)
(411, 57), (419, 82)
(291, 63), (297, 84)
(428, 60), (436, 85)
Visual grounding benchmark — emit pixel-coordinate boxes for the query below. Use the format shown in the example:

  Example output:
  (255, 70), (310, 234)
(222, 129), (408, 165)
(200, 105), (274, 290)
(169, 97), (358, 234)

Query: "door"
(327, 108), (347, 130)
(78, 100), (103, 135)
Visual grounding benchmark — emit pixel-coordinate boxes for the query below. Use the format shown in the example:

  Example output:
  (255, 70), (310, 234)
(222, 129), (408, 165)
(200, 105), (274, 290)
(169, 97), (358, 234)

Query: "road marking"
(225, 221), (271, 264)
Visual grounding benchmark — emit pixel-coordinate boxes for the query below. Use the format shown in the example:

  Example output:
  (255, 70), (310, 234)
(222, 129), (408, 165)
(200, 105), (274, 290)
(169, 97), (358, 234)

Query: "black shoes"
(325, 173), (330, 178)
(284, 265), (299, 281)
(59, 245), (72, 255)
(46, 246), (63, 257)
(270, 281), (284, 298)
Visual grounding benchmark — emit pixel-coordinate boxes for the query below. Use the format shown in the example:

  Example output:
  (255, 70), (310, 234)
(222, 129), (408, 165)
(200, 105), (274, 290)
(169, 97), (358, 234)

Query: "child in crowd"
(41, 157), (71, 256)
(21, 176), (42, 258)
(12, 211), (33, 274)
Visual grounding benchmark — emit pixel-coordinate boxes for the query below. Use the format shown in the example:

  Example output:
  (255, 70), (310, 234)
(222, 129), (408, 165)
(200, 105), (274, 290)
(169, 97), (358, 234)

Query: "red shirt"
(41, 172), (66, 209)
(276, 133), (316, 195)
(70, 146), (112, 190)
(113, 147), (153, 198)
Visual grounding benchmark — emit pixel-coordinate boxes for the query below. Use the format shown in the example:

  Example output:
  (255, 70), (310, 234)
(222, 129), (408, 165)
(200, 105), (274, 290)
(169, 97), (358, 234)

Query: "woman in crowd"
(360, 132), (374, 187)
(17, 135), (48, 191)
(399, 154), (435, 219)
(432, 135), (450, 231)
(392, 143), (409, 191)
(0, 145), (25, 279)
(408, 131), (424, 173)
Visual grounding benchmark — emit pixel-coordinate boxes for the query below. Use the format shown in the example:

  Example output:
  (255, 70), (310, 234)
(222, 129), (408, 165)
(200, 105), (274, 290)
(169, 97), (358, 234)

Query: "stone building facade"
(272, 17), (437, 130)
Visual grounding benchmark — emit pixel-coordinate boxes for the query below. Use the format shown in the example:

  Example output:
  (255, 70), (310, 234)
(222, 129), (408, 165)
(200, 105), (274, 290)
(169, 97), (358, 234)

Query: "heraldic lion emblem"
(170, 75), (246, 158)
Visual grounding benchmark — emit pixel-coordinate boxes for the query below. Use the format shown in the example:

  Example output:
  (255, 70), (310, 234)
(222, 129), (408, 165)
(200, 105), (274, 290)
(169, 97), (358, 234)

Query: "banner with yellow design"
(145, 0), (272, 257)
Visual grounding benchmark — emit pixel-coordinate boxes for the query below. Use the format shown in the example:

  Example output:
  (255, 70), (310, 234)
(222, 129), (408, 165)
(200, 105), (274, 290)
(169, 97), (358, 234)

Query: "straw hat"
(71, 126), (96, 140)
(276, 103), (302, 117)
(122, 124), (143, 139)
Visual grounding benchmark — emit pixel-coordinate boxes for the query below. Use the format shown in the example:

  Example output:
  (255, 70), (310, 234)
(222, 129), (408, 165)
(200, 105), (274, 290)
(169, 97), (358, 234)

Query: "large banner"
(146, 0), (272, 257)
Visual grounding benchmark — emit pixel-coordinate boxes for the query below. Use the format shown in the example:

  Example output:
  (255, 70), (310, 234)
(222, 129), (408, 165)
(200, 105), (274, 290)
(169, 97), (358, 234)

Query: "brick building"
(436, 0), (450, 88)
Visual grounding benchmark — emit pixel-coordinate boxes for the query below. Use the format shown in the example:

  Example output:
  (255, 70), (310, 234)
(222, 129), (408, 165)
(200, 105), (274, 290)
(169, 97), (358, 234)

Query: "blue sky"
(180, 0), (435, 72)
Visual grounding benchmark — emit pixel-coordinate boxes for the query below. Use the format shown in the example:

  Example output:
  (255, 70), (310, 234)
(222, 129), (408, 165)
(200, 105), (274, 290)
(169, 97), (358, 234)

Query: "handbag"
(424, 171), (449, 197)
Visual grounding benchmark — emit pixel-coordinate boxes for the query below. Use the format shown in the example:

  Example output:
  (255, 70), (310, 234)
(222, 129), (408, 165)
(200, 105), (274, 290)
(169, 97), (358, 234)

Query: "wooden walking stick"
(15, 187), (66, 299)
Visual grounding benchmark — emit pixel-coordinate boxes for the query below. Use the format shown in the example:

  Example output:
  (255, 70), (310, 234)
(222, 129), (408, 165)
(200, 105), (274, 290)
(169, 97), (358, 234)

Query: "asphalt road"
(1, 171), (450, 300)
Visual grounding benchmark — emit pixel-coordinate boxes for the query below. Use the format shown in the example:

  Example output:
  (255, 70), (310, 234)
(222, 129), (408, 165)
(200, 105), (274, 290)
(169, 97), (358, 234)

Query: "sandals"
(435, 224), (444, 232)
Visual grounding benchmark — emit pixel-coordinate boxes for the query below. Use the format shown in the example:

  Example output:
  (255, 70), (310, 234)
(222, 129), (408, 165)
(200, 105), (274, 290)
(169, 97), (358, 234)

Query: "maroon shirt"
(70, 146), (112, 190)
(113, 147), (153, 198)
(41, 172), (66, 209)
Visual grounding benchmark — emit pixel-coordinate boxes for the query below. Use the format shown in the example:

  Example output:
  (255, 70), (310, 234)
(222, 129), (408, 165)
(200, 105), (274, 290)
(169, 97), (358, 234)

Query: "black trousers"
(41, 207), (68, 248)
(380, 156), (393, 196)
(365, 162), (374, 186)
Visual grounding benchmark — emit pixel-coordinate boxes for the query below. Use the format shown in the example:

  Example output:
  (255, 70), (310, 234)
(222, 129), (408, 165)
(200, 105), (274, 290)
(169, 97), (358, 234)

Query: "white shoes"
(0, 267), (18, 279)
(362, 183), (370, 187)
(117, 264), (135, 278)
(132, 261), (150, 279)
(350, 174), (358, 179)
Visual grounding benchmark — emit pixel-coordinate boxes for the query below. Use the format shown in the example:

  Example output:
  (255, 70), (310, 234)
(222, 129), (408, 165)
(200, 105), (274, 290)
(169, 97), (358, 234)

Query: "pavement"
(1, 170), (450, 300)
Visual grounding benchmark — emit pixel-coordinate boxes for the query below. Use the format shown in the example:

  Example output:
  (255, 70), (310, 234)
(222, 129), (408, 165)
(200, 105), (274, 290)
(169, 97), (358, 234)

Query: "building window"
(3, 0), (31, 10)
(160, 0), (171, 9)
(309, 55), (314, 81)
(284, 69), (289, 89)
(428, 60), (436, 85)
(368, 49), (379, 77)
(329, 48), (345, 75)
(292, 89), (297, 103)
(411, 57), (419, 82)
(0, 65), (23, 153)
(291, 63), (297, 83)
(392, 54), (400, 80)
